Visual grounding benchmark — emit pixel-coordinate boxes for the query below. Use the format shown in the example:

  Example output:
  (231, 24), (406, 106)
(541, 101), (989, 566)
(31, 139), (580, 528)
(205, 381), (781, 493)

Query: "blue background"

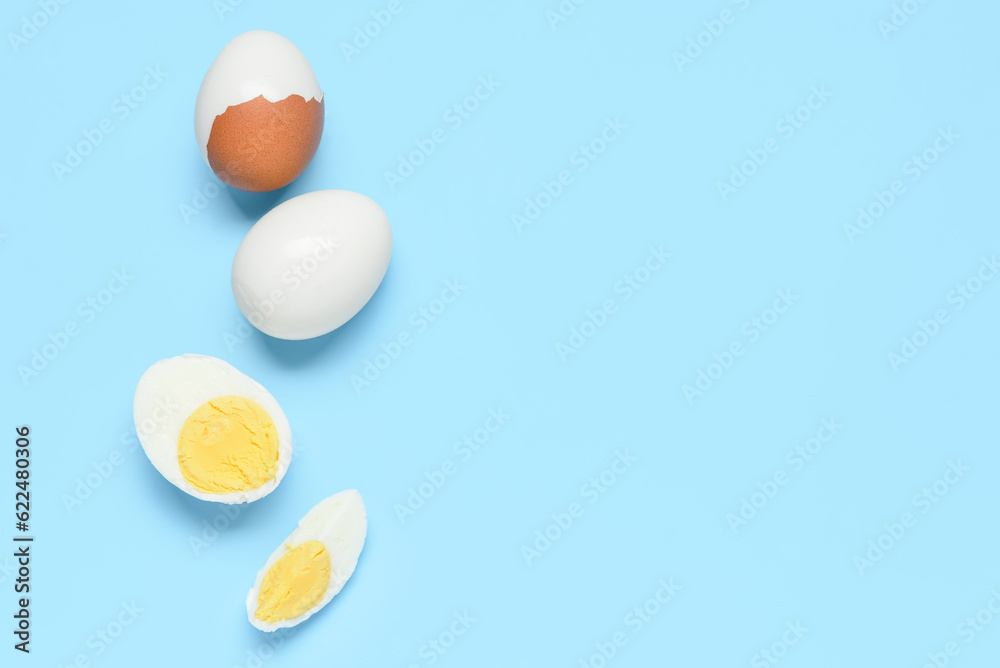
(2, 0), (999, 666)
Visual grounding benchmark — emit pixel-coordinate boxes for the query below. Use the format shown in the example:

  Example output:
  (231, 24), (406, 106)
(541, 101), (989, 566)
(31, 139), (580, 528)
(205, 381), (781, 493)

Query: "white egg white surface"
(194, 30), (323, 164)
(247, 489), (368, 631)
(132, 354), (292, 504)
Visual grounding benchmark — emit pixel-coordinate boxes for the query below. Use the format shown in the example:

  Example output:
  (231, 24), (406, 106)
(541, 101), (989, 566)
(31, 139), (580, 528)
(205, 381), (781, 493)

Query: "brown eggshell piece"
(207, 94), (324, 193)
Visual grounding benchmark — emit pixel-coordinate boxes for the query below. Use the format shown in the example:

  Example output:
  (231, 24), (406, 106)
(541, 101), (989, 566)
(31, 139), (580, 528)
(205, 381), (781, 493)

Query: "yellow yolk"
(255, 541), (332, 623)
(177, 396), (279, 493)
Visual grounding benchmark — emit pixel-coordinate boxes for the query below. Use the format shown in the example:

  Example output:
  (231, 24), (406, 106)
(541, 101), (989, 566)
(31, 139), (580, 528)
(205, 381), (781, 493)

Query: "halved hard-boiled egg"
(247, 489), (367, 631)
(133, 354), (292, 504)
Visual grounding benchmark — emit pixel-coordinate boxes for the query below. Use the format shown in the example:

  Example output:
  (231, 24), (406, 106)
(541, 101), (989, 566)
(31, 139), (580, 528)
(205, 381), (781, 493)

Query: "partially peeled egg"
(194, 30), (324, 192)
(247, 489), (367, 631)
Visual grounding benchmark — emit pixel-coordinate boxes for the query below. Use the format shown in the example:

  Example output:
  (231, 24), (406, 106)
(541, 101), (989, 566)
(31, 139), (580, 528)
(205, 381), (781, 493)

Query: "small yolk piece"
(177, 396), (279, 493)
(255, 541), (332, 623)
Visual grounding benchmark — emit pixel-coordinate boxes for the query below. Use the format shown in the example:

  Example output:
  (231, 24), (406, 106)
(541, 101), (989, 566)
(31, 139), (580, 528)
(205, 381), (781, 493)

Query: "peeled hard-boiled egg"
(133, 354), (292, 504)
(194, 30), (324, 192)
(231, 190), (393, 340)
(247, 489), (367, 631)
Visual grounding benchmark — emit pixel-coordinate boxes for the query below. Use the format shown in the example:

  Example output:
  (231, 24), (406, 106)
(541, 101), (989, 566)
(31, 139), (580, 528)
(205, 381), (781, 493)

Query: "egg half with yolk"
(194, 30), (324, 192)
(247, 489), (367, 631)
(132, 354), (292, 504)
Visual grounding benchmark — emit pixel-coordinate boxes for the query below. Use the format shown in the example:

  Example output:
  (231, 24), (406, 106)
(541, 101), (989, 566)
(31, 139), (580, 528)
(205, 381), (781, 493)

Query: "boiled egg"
(247, 489), (367, 630)
(231, 189), (392, 340)
(194, 30), (324, 192)
(133, 354), (292, 504)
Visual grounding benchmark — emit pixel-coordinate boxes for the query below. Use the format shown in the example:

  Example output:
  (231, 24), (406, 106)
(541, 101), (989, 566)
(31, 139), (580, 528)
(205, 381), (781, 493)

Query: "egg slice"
(133, 354), (292, 504)
(247, 489), (367, 631)
(194, 30), (324, 192)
